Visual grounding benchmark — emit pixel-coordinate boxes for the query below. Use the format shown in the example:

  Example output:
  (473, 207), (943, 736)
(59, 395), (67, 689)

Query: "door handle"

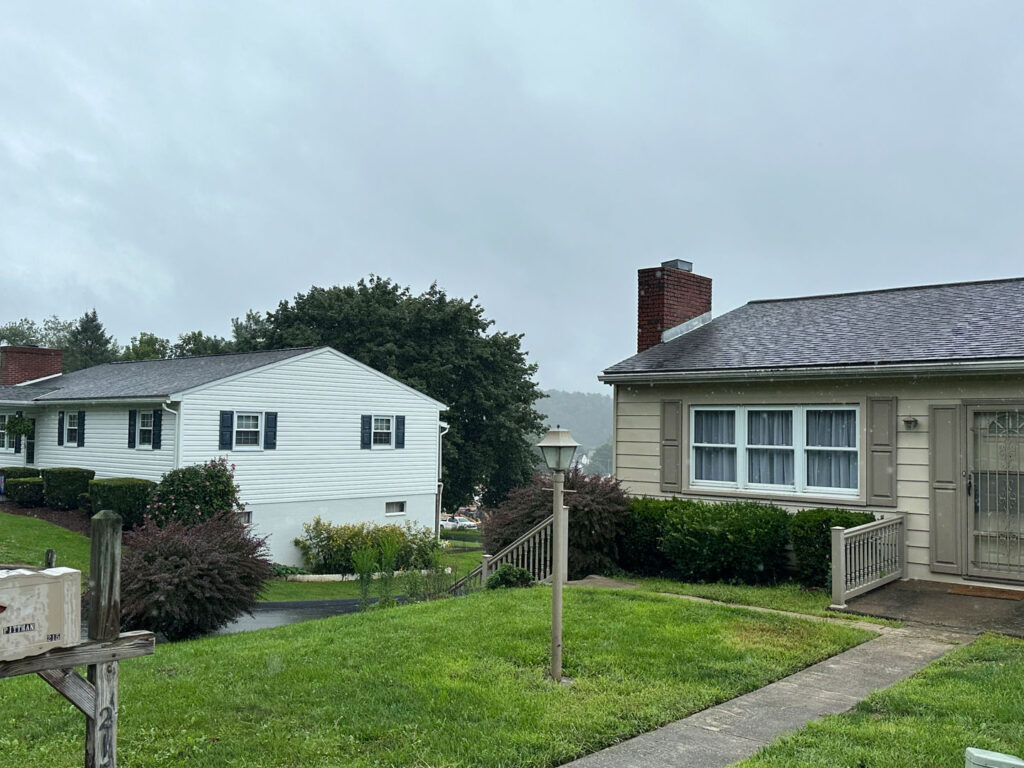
(966, 474), (973, 496)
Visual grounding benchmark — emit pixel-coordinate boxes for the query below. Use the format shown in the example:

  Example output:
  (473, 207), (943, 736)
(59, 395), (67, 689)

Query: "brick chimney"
(0, 345), (64, 385)
(637, 260), (712, 353)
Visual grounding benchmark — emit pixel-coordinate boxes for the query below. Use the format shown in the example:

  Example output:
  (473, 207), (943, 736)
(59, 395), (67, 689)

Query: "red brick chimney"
(637, 260), (712, 353)
(0, 346), (64, 385)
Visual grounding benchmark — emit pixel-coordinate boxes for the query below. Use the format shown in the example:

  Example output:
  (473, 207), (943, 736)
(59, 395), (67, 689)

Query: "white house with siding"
(0, 345), (446, 564)
(602, 260), (1024, 591)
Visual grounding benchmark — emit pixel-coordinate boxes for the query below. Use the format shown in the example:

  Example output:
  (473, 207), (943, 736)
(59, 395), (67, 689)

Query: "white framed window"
(0, 415), (8, 451)
(65, 412), (79, 446)
(690, 405), (859, 497)
(137, 411), (154, 448)
(385, 500), (406, 516)
(372, 416), (393, 447)
(234, 412), (262, 449)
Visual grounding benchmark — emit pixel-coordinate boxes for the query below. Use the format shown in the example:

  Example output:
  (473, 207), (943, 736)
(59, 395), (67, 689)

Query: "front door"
(25, 419), (35, 465)
(966, 406), (1024, 581)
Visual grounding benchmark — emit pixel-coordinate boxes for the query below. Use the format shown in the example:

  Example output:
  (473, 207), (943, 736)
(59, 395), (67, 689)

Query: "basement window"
(385, 501), (406, 516)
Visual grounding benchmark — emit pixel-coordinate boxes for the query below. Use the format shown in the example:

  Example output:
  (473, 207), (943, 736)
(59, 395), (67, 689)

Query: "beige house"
(601, 261), (1024, 589)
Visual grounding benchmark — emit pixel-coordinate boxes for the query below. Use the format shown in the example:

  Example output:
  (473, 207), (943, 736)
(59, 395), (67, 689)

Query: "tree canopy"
(233, 277), (545, 509)
(63, 310), (120, 372)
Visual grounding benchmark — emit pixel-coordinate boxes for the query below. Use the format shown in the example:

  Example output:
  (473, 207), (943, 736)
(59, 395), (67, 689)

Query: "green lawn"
(738, 634), (1024, 767)
(0, 510), (91, 574)
(0, 587), (872, 768)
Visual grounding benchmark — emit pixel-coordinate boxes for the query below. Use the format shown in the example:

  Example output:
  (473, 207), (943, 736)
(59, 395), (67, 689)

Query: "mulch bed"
(0, 501), (92, 537)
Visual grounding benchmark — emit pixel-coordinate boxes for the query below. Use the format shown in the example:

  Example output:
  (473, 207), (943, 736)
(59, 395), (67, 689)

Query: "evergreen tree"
(63, 309), (119, 372)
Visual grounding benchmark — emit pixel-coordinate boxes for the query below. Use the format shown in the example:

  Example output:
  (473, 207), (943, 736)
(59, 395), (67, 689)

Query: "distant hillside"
(537, 390), (612, 450)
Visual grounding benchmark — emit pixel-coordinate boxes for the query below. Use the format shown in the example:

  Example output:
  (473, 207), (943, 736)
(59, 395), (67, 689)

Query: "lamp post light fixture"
(536, 426), (579, 683)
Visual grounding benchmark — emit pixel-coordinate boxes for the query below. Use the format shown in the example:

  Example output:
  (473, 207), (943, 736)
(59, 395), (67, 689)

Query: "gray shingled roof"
(603, 277), (1024, 377)
(0, 348), (315, 402)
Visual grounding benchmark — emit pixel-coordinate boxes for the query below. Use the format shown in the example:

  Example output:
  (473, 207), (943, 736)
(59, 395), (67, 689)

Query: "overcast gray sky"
(3, 2), (1023, 393)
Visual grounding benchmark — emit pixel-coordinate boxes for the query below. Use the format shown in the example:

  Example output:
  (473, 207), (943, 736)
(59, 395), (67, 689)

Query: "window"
(65, 412), (79, 446)
(373, 416), (393, 447)
(385, 501), (406, 516)
(137, 411), (154, 448)
(0, 415), (7, 450)
(234, 412), (262, 448)
(690, 405), (859, 497)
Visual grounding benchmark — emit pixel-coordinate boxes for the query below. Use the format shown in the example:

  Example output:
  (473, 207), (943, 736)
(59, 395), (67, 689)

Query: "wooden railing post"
(45, 549), (57, 569)
(481, 554), (493, 586)
(830, 526), (846, 609)
(86, 509), (123, 768)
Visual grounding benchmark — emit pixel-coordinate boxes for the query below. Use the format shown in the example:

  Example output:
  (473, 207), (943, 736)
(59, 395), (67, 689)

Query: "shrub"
(269, 563), (308, 579)
(293, 518), (440, 575)
(486, 563), (533, 589)
(78, 493), (92, 513)
(89, 477), (157, 529)
(656, 499), (791, 584)
(789, 508), (876, 588)
(0, 466), (41, 481)
(352, 545), (378, 611)
(121, 510), (272, 641)
(619, 497), (674, 576)
(6, 477), (44, 507)
(147, 457), (245, 526)
(482, 466), (630, 580)
(376, 532), (401, 609)
(40, 467), (96, 510)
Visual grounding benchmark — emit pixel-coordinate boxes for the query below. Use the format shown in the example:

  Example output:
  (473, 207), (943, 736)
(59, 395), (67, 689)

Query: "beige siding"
(613, 373), (1024, 584)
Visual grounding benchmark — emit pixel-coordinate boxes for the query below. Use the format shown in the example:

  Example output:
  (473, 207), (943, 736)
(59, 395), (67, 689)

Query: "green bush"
(40, 468), (96, 510)
(632, 499), (791, 584)
(89, 477), (157, 529)
(789, 508), (876, 588)
(486, 563), (533, 589)
(77, 493), (92, 513)
(294, 518), (441, 575)
(5, 477), (44, 507)
(148, 458), (245, 526)
(619, 497), (674, 576)
(0, 467), (41, 481)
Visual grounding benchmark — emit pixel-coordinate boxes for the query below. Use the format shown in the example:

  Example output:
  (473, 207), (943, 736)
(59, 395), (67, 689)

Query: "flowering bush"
(148, 458), (245, 526)
(121, 510), (272, 640)
(294, 518), (440, 575)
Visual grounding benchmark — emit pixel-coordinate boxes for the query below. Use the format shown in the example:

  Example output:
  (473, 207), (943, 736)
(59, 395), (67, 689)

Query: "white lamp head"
(537, 426), (580, 472)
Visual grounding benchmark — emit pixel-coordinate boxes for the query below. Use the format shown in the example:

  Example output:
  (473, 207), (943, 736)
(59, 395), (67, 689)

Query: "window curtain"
(694, 410), (736, 481)
(747, 411), (793, 485)
(693, 410), (734, 444)
(806, 410), (857, 488)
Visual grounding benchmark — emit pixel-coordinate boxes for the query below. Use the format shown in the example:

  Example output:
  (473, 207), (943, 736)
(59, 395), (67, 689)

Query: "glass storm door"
(25, 419), (35, 465)
(967, 407), (1024, 581)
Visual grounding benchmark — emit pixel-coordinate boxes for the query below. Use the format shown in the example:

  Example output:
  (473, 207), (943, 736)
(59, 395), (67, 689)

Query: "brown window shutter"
(929, 405), (961, 574)
(660, 400), (682, 492)
(867, 397), (897, 506)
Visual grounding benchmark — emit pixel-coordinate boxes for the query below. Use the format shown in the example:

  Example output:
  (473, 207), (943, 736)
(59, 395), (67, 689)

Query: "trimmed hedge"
(619, 497), (673, 576)
(486, 564), (533, 589)
(294, 518), (441, 575)
(789, 508), (876, 588)
(89, 477), (157, 530)
(6, 477), (44, 507)
(40, 467), (96, 510)
(0, 466), (41, 481)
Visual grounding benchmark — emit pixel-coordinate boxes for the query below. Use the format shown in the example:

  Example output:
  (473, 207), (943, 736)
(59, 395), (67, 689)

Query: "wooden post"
(830, 526), (846, 609)
(551, 470), (565, 682)
(87, 509), (122, 768)
(481, 554), (493, 586)
(45, 549), (57, 568)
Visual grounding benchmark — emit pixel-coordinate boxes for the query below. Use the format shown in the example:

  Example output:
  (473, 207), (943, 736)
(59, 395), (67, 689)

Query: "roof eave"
(598, 358), (1024, 385)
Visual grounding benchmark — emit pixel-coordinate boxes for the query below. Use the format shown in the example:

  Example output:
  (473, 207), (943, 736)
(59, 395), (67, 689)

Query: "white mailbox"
(0, 567), (81, 661)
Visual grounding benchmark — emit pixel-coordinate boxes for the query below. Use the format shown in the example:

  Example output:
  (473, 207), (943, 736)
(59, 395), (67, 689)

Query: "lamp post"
(536, 426), (579, 683)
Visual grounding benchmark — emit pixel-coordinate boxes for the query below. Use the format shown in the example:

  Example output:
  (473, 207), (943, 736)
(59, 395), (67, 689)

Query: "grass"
(0, 587), (873, 768)
(737, 634), (1024, 767)
(630, 576), (898, 626)
(0, 510), (91, 573)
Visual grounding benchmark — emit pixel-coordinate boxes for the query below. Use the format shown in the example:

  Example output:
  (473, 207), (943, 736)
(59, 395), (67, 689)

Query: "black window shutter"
(13, 410), (22, 454)
(57, 411), (65, 446)
(360, 415), (372, 449)
(264, 412), (277, 450)
(219, 411), (234, 450)
(395, 415), (405, 449)
(152, 409), (162, 450)
(77, 411), (85, 447)
(128, 410), (137, 448)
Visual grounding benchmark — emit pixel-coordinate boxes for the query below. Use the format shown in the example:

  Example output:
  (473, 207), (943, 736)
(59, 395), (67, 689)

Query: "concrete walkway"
(564, 600), (971, 768)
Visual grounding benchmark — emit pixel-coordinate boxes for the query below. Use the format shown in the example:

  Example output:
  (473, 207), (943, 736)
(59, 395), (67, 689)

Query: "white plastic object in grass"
(966, 748), (1024, 768)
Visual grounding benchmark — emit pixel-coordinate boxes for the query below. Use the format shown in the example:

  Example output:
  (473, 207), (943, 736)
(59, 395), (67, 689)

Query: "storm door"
(26, 418), (35, 464)
(967, 407), (1024, 581)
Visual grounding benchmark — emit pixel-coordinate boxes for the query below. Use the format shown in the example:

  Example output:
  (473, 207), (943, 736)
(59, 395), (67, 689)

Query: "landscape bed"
(0, 587), (872, 767)
(737, 634), (1024, 767)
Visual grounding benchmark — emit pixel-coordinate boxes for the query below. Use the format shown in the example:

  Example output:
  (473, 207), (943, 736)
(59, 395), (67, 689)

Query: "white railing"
(448, 514), (555, 594)
(830, 514), (906, 608)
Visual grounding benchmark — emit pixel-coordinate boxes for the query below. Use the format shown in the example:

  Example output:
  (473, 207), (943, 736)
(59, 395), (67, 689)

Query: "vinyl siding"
(178, 348), (442, 507)
(613, 374), (1024, 585)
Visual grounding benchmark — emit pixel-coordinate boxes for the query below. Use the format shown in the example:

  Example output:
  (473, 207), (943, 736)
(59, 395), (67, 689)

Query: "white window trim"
(0, 414), (10, 452)
(233, 410), (263, 452)
(385, 500), (407, 517)
(371, 415), (395, 450)
(690, 405), (860, 499)
(136, 411), (154, 451)
(65, 412), (80, 448)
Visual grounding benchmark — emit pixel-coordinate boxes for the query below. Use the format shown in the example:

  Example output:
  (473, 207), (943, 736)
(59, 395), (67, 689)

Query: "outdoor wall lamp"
(903, 416), (919, 429)
(536, 426), (579, 683)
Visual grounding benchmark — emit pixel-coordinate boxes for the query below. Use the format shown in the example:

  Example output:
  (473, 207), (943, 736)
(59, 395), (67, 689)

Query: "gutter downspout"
(162, 400), (182, 470)
(436, 421), (450, 539)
